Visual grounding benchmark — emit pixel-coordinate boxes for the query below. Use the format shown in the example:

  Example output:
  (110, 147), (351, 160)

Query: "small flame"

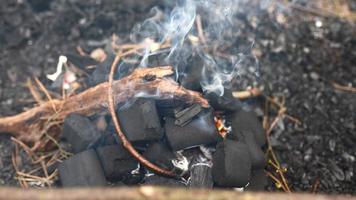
(214, 116), (230, 138)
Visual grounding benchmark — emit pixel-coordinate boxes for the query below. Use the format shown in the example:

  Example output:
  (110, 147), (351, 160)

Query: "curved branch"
(0, 66), (208, 143)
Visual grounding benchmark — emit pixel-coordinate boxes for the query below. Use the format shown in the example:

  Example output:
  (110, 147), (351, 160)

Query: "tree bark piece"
(0, 66), (208, 142)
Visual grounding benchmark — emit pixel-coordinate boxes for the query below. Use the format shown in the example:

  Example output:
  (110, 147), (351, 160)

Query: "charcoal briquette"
(58, 149), (107, 187)
(212, 139), (251, 187)
(88, 53), (115, 86)
(116, 98), (163, 142)
(95, 144), (138, 181)
(155, 99), (187, 117)
(189, 164), (213, 188)
(238, 130), (266, 170)
(227, 110), (266, 147)
(122, 171), (145, 185)
(245, 169), (268, 191)
(91, 131), (119, 149)
(62, 113), (101, 153)
(65, 53), (98, 71)
(164, 109), (220, 151)
(178, 55), (204, 92)
(204, 89), (243, 112)
(143, 142), (176, 171)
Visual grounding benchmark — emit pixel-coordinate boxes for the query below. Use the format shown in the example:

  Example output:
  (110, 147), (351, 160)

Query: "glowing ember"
(214, 116), (231, 138)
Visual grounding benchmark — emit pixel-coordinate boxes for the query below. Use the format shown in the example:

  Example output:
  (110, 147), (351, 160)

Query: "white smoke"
(129, 0), (260, 96)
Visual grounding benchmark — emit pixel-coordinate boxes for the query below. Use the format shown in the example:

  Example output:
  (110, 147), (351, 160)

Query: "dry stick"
(268, 121), (291, 192)
(263, 95), (292, 192)
(34, 78), (57, 113)
(332, 82), (356, 93)
(40, 159), (51, 187)
(268, 157), (291, 193)
(265, 170), (288, 192)
(311, 178), (321, 193)
(11, 145), (27, 188)
(232, 88), (262, 99)
(107, 54), (177, 177)
(11, 137), (35, 159)
(26, 79), (44, 105)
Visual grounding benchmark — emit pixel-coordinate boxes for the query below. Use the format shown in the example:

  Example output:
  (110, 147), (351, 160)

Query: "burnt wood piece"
(189, 164), (213, 188)
(0, 66), (209, 143)
(164, 109), (220, 151)
(143, 142), (176, 171)
(227, 110), (266, 147)
(212, 139), (251, 187)
(143, 175), (186, 187)
(62, 113), (101, 153)
(117, 98), (163, 142)
(58, 149), (107, 187)
(174, 104), (202, 126)
(96, 144), (138, 182)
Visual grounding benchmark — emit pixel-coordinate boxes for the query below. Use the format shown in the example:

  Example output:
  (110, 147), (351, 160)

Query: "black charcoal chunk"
(62, 113), (101, 153)
(155, 99), (188, 117)
(174, 104), (202, 126)
(189, 164), (213, 188)
(144, 175), (186, 187)
(204, 89), (242, 112)
(164, 109), (220, 151)
(212, 139), (251, 187)
(89, 54), (133, 87)
(228, 110), (266, 146)
(89, 53), (115, 86)
(66, 53), (99, 71)
(58, 149), (107, 187)
(246, 169), (268, 191)
(239, 131), (265, 169)
(143, 142), (176, 171)
(178, 55), (204, 92)
(96, 144), (138, 181)
(91, 131), (118, 148)
(122, 170), (145, 185)
(117, 98), (163, 142)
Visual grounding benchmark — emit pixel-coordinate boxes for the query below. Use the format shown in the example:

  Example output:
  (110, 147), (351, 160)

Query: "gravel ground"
(0, 0), (355, 194)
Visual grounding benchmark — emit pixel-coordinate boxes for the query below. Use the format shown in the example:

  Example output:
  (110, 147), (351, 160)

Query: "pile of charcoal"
(57, 53), (267, 190)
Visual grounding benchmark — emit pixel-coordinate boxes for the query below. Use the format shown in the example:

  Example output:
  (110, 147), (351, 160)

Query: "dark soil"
(0, 0), (355, 194)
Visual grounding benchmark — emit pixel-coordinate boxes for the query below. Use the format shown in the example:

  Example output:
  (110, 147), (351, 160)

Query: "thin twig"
(26, 79), (44, 104)
(265, 170), (288, 192)
(34, 78), (57, 112)
(332, 82), (356, 93)
(232, 88), (262, 99)
(196, 15), (206, 44)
